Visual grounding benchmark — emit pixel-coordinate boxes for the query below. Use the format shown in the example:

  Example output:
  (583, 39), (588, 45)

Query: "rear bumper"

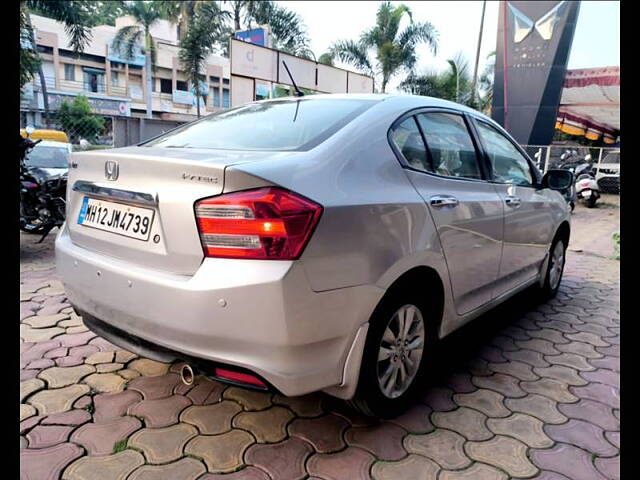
(55, 225), (382, 397)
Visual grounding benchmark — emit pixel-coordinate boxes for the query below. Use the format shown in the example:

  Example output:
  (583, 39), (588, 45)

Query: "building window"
(111, 71), (119, 87)
(64, 64), (75, 81)
(211, 76), (220, 84)
(223, 78), (230, 85)
(160, 78), (172, 94)
(223, 88), (230, 108)
(83, 68), (105, 93)
(213, 88), (221, 107)
(176, 80), (188, 91)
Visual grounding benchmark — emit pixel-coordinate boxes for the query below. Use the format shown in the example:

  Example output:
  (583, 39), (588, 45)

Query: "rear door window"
(389, 117), (429, 171)
(143, 98), (378, 151)
(416, 112), (483, 180)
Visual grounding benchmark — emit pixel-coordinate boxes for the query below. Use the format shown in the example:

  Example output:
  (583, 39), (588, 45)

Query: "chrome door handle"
(505, 196), (521, 208)
(430, 195), (459, 208)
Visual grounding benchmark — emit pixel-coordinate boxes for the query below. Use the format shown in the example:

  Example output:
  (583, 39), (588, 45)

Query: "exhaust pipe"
(180, 363), (195, 386)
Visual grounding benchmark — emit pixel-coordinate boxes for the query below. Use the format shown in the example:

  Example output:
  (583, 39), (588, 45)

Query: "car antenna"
(282, 60), (304, 97)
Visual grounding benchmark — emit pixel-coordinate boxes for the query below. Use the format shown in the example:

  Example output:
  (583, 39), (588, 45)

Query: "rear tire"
(349, 289), (436, 418)
(538, 236), (567, 299)
(586, 196), (597, 208)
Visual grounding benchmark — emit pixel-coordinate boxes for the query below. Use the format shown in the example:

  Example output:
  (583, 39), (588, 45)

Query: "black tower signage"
(492, 1), (580, 145)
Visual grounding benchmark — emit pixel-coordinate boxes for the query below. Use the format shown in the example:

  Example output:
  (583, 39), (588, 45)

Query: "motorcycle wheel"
(586, 196), (597, 208)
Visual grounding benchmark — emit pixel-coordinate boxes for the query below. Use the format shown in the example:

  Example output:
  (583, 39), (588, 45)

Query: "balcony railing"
(36, 76), (131, 99)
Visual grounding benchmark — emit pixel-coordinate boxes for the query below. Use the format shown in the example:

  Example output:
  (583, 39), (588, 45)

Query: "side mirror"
(541, 169), (574, 191)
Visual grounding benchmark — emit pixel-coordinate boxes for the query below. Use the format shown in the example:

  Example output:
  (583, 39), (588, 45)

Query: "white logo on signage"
(508, 1), (567, 43)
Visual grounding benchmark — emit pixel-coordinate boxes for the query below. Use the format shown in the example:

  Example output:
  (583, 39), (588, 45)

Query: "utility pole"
(471, 0), (487, 108)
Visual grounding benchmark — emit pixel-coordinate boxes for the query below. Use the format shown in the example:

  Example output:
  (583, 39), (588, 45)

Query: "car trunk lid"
(66, 146), (282, 275)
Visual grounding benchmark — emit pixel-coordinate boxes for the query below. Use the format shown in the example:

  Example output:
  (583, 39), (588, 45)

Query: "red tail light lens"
(195, 187), (323, 260)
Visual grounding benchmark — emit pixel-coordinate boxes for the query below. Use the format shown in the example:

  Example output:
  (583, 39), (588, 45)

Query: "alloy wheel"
(376, 304), (425, 399)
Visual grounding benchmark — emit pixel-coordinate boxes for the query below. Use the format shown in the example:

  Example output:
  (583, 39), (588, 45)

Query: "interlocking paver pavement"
(19, 216), (620, 479)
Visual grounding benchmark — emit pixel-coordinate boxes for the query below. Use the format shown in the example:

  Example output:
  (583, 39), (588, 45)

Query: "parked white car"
(594, 150), (620, 193)
(23, 139), (72, 176)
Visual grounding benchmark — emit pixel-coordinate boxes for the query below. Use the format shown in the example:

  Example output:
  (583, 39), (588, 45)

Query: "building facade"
(22, 14), (231, 124)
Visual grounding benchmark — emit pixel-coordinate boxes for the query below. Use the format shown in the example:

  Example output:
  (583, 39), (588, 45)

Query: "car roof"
(255, 93), (495, 125)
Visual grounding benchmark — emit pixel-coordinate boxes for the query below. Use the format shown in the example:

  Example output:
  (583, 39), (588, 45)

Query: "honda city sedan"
(56, 94), (572, 416)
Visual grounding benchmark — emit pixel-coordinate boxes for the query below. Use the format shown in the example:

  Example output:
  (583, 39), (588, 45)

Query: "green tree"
(318, 53), (334, 66)
(330, 1), (438, 93)
(20, 1), (93, 126)
(89, 1), (126, 27)
(477, 51), (495, 114)
(178, 2), (231, 118)
(399, 52), (476, 107)
(112, 1), (167, 119)
(57, 95), (105, 143)
(223, 1), (312, 58)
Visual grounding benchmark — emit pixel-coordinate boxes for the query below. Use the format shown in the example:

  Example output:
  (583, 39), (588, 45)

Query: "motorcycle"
(575, 173), (600, 208)
(557, 150), (594, 212)
(19, 130), (67, 242)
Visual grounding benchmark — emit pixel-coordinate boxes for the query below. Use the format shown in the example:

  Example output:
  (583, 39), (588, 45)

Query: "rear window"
(602, 152), (620, 164)
(143, 98), (378, 151)
(25, 145), (69, 168)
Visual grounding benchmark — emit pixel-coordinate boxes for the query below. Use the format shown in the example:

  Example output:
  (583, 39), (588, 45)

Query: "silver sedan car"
(56, 94), (572, 416)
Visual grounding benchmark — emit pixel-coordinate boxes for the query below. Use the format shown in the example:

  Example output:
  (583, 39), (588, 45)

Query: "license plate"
(77, 197), (155, 241)
(581, 190), (592, 198)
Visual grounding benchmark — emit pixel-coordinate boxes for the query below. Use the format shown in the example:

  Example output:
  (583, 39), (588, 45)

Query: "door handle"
(430, 195), (459, 208)
(505, 196), (521, 208)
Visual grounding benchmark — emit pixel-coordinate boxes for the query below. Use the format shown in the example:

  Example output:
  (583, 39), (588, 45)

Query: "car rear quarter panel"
(227, 99), (454, 324)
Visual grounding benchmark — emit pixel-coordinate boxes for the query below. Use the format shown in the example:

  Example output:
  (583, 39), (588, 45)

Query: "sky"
(280, 1), (620, 92)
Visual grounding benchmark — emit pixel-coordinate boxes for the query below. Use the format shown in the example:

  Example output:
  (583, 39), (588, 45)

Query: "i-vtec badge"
(181, 172), (218, 184)
(104, 160), (119, 181)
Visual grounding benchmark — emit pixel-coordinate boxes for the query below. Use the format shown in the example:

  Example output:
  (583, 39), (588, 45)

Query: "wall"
(113, 116), (186, 147)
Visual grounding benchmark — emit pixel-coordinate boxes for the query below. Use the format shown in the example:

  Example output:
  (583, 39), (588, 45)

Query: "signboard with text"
(229, 39), (374, 107)
(47, 92), (131, 116)
(234, 28), (269, 47)
(491, 1), (580, 145)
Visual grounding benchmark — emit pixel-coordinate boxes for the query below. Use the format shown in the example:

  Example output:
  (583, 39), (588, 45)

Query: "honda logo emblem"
(104, 160), (119, 181)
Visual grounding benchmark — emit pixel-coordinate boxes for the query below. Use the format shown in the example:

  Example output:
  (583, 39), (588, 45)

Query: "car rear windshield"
(26, 146), (69, 168)
(142, 98), (378, 151)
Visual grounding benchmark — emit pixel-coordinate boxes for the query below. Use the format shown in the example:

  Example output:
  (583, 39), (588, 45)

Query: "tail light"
(195, 187), (323, 260)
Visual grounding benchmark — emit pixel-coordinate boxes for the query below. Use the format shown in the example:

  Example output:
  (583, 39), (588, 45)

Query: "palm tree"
(478, 51), (495, 114)
(223, 0), (312, 58)
(399, 52), (474, 106)
(178, 2), (231, 118)
(20, 0), (93, 127)
(330, 1), (438, 93)
(113, 1), (166, 119)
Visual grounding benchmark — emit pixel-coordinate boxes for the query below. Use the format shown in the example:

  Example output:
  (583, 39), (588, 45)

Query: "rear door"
(389, 109), (504, 315)
(471, 118), (554, 295)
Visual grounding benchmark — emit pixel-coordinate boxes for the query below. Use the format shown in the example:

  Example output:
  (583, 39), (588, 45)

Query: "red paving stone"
(93, 390), (143, 423)
(306, 447), (375, 480)
(20, 443), (83, 480)
(70, 417), (142, 455)
(245, 437), (313, 480)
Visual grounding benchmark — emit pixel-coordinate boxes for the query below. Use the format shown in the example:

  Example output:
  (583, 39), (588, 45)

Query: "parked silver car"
(56, 94), (572, 416)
